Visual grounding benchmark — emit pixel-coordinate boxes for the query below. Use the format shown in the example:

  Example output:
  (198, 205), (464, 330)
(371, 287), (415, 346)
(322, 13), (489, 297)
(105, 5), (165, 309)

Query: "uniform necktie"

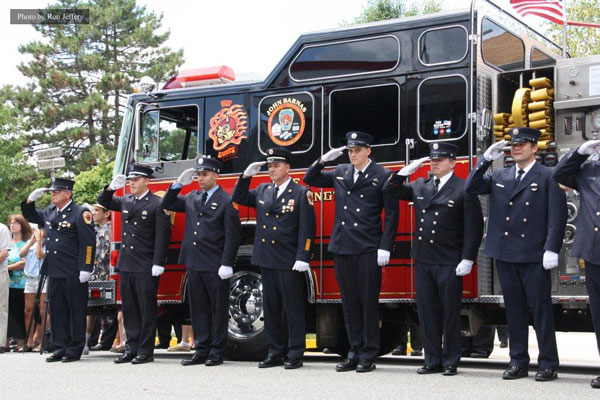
(515, 169), (524, 185)
(355, 170), (363, 183)
(433, 178), (440, 195)
(202, 191), (208, 206)
(273, 186), (279, 202)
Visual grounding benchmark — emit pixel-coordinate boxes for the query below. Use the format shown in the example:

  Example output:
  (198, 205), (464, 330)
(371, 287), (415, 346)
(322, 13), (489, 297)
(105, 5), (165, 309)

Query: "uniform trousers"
(120, 271), (159, 356)
(585, 262), (600, 357)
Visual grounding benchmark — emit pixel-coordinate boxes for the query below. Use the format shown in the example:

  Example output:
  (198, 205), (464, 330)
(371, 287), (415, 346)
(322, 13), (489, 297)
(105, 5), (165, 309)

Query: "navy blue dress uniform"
(161, 156), (241, 364)
(385, 143), (483, 372)
(97, 164), (172, 361)
(303, 131), (399, 369)
(553, 143), (600, 387)
(21, 178), (96, 361)
(466, 127), (567, 377)
(233, 148), (316, 366)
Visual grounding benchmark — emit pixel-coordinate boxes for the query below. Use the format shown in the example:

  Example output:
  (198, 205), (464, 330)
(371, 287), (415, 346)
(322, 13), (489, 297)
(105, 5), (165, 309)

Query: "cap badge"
(198, 158), (204, 165)
(433, 143), (439, 150)
(268, 149), (274, 155)
(351, 133), (357, 139)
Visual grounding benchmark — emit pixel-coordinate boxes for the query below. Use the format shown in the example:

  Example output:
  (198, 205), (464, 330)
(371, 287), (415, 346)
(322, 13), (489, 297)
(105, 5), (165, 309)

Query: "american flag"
(510, 0), (564, 25)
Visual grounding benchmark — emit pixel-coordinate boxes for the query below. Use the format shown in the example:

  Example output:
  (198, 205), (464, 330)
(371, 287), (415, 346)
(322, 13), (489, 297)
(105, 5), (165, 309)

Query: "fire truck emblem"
(267, 97), (306, 146)
(209, 100), (248, 151)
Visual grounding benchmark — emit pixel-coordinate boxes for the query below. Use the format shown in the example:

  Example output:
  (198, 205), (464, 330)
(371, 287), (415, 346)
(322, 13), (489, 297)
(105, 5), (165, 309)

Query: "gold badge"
(142, 210), (148, 220)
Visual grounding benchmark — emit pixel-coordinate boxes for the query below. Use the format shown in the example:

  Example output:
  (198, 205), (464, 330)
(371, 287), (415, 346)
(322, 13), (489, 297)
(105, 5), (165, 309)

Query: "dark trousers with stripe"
(496, 260), (559, 370)
(585, 262), (600, 357)
(187, 270), (229, 357)
(47, 277), (88, 358)
(334, 252), (381, 363)
(120, 272), (159, 356)
(415, 262), (463, 367)
(261, 268), (306, 360)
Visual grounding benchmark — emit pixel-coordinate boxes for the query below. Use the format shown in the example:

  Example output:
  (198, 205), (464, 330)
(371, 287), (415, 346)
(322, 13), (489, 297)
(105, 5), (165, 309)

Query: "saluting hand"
(109, 174), (127, 190)
(483, 140), (507, 161)
(176, 168), (196, 186)
(292, 260), (310, 272)
(243, 161), (267, 178)
(27, 187), (48, 203)
(321, 146), (347, 163)
(455, 259), (474, 276)
(398, 157), (429, 176)
(577, 140), (600, 156)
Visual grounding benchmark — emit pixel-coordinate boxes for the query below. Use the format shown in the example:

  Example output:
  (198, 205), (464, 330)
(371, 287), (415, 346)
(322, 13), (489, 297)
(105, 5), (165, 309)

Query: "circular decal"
(267, 101), (306, 147)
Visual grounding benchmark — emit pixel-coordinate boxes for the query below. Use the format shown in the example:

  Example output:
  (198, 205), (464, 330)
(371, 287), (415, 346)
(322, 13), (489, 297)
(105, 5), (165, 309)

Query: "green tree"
(1, 0), (184, 174)
(73, 149), (114, 204)
(546, 0), (600, 57)
(343, 0), (442, 25)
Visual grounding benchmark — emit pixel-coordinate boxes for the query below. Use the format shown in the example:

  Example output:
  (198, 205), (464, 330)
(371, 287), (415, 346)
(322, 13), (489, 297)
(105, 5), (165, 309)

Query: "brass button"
(435, 212), (439, 216)
(418, 237), (422, 240)
(420, 219), (424, 222)
(273, 227), (277, 231)
(123, 232), (127, 236)
(433, 221), (437, 225)
(431, 230), (435, 234)
(353, 223), (358, 227)
(55, 238), (59, 242)
(523, 218), (527, 222)
(194, 232), (197, 235)
(54, 251), (57, 254)
(265, 213), (269, 217)
(344, 206), (347, 210)
(504, 232), (508, 236)
(422, 210), (426, 214)
(347, 191), (351, 195)
(429, 240), (434, 244)
(341, 221), (345, 225)
(506, 217), (510, 221)
(521, 234), (525, 237)
(419, 228), (423, 231)
(197, 222), (200, 225)
(262, 225), (266, 229)
(193, 242), (197, 245)
(597, 212), (600, 216)
(271, 240), (275, 244)
(360, 194), (364, 198)
(356, 208), (360, 212)
(509, 202), (513, 206)
(130, 246), (133, 250)
(596, 227), (599, 232)
(525, 202), (530, 206)
(262, 238), (266, 243)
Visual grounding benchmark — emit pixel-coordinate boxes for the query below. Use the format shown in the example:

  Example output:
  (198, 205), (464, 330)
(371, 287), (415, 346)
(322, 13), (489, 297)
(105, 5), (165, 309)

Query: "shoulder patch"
(82, 210), (93, 225)
(306, 190), (314, 206)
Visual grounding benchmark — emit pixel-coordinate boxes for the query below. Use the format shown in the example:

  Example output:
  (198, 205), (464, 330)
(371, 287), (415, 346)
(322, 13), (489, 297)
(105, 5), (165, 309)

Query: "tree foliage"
(546, 0), (600, 57)
(73, 149), (114, 205)
(343, 0), (442, 25)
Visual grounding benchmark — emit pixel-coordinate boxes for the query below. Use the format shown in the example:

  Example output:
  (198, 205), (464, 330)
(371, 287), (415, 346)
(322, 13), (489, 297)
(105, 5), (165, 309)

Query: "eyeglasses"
(50, 190), (65, 194)
(8, 222), (19, 226)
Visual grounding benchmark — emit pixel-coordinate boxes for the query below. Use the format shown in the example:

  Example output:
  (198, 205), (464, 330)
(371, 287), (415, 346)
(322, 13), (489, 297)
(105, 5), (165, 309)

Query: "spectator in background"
(0, 223), (11, 353)
(6, 215), (32, 352)
(20, 228), (46, 351)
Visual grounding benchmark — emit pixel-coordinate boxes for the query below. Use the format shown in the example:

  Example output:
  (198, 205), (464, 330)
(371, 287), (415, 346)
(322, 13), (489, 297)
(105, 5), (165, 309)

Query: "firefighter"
(233, 148), (315, 369)
(97, 164), (172, 364)
(384, 142), (483, 375)
(303, 131), (399, 373)
(161, 156), (241, 367)
(553, 139), (600, 389)
(21, 177), (96, 362)
(465, 128), (567, 381)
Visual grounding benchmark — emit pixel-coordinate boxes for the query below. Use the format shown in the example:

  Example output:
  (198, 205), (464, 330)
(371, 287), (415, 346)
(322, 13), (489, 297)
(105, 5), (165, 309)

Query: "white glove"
(483, 140), (507, 161)
(292, 260), (310, 272)
(321, 146), (347, 163)
(151, 265), (165, 276)
(398, 157), (429, 176)
(177, 168), (196, 185)
(377, 249), (391, 267)
(243, 161), (267, 177)
(542, 250), (559, 270)
(109, 174), (127, 190)
(218, 266), (233, 279)
(28, 188), (48, 202)
(577, 140), (600, 156)
(455, 259), (474, 276)
(79, 271), (91, 283)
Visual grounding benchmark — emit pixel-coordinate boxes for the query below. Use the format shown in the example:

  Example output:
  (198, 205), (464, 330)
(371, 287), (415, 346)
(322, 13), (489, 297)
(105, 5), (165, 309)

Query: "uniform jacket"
(232, 176), (316, 270)
(21, 200), (96, 279)
(385, 173), (484, 265)
(553, 150), (600, 264)
(465, 159), (566, 263)
(97, 187), (172, 274)
(161, 185), (241, 272)
(303, 160), (398, 255)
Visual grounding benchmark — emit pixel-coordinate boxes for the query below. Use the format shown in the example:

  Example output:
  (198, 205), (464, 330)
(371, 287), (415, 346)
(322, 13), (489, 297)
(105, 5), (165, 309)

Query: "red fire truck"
(88, 0), (600, 360)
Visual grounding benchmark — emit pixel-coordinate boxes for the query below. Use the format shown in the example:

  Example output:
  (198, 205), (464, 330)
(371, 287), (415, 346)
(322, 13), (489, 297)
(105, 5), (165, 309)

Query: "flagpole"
(562, 0), (568, 58)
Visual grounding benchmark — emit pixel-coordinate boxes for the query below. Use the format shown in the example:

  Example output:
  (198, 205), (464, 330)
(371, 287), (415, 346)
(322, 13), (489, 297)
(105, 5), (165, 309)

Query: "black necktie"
(202, 191), (208, 206)
(515, 169), (524, 185)
(433, 178), (440, 195)
(355, 170), (363, 183)
(273, 186), (279, 202)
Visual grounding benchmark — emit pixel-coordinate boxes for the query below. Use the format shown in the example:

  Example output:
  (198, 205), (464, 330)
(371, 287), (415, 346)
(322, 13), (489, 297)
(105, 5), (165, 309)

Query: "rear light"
(90, 288), (102, 299)
(110, 250), (119, 267)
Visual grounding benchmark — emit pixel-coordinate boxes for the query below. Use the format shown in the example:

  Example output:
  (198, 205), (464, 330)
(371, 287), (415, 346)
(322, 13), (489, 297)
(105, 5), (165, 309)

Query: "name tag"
(496, 183), (504, 188)
(336, 176), (344, 180)
(258, 200), (265, 204)
(417, 196), (424, 200)
(123, 210), (129, 213)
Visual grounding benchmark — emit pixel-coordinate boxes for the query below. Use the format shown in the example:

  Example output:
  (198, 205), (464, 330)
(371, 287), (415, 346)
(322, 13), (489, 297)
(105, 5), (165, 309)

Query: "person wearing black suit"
(161, 156), (241, 367)
(97, 164), (172, 364)
(21, 177), (96, 363)
(304, 131), (399, 373)
(466, 128), (567, 381)
(233, 148), (316, 370)
(553, 139), (600, 389)
(385, 142), (483, 375)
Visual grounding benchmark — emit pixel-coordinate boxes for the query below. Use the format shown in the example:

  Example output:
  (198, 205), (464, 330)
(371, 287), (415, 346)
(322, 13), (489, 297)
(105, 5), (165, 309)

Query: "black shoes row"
(46, 354), (80, 363)
(417, 365), (457, 375)
(113, 353), (154, 364)
(501, 365), (558, 381)
(258, 355), (303, 369)
(181, 353), (223, 366)
(335, 358), (376, 373)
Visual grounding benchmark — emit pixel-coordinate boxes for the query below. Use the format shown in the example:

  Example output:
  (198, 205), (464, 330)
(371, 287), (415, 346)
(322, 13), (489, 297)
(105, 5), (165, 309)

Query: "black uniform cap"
(49, 177), (75, 191)
(265, 148), (292, 164)
(196, 156), (223, 173)
(127, 164), (154, 178)
(346, 131), (373, 148)
(510, 127), (540, 144)
(429, 142), (459, 159)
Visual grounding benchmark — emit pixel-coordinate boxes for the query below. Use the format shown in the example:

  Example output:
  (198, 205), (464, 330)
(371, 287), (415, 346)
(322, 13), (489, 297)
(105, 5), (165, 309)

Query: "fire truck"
(88, 0), (600, 360)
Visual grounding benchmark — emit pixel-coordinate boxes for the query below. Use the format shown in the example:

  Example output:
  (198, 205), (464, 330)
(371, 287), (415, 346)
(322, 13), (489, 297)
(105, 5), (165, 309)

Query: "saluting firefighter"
(384, 143), (483, 376)
(553, 139), (600, 389)
(98, 164), (172, 364)
(233, 148), (316, 369)
(304, 131), (399, 373)
(465, 128), (567, 381)
(21, 177), (96, 363)
(161, 156), (241, 367)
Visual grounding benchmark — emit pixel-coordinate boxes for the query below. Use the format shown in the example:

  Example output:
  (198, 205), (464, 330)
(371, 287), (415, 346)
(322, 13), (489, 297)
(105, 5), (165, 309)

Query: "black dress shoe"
(62, 355), (80, 363)
(131, 354), (154, 364)
(470, 350), (490, 359)
(90, 344), (110, 352)
(356, 361), (376, 373)
(181, 353), (206, 366)
(46, 354), (63, 363)
(336, 359), (359, 372)
(284, 358), (303, 369)
(417, 365), (443, 374)
(502, 366), (528, 380)
(205, 355), (223, 366)
(391, 345), (407, 356)
(535, 369), (557, 382)
(443, 366), (458, 376)
(258, 356), (284, 368)
(591, 376), (600, 388)
(114, 353), (136, 364)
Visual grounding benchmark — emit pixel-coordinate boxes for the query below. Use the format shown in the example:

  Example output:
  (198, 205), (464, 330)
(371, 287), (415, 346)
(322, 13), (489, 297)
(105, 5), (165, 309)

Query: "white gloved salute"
(218, 266), (233, 279)
(483, 140), (508, 161)
(151, 265), (165, 276)
(292, 260), (310, 272)
(577, 140), (600, 156)
(377, 249), (390, 267)
(177, 168), (196, 186)
(398, 157), (429, 176)
(79, 271), (91, 283)
(321, 146), (347, 163)
(542, 250), (559, 270)
(27, 188), (48, 203)
(243, 161), (267, 178)
(109, 174), (127, 190)
(455, 259), (474, 276)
